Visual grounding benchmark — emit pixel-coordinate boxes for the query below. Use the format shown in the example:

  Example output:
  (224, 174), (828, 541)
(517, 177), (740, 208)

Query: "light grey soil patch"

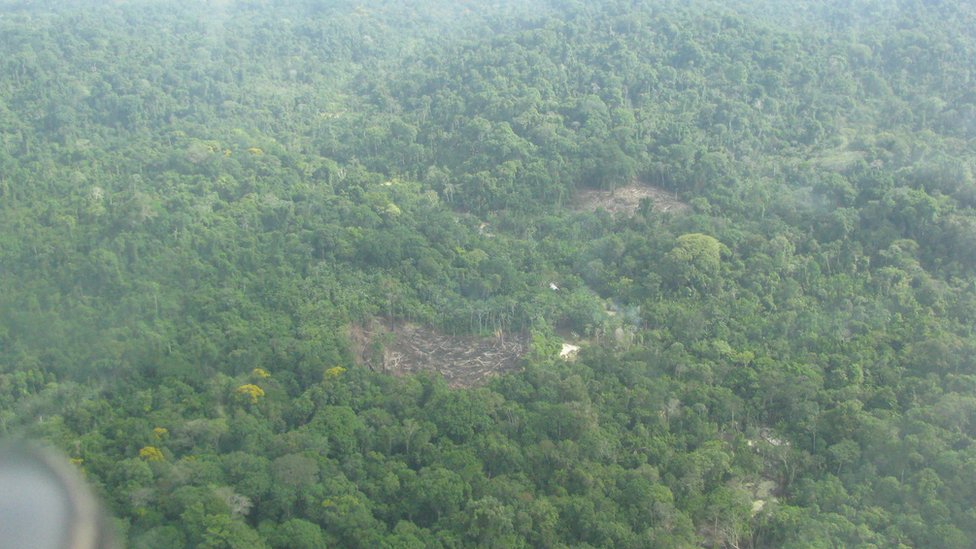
(349, 321), (527, 388)
(575, 181), (690, 215)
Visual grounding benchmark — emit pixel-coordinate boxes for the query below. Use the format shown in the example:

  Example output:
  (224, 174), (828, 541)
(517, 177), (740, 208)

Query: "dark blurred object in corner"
(0, 442), (118, 549)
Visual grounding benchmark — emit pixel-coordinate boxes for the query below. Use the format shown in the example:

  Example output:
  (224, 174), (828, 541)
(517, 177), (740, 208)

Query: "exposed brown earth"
(575, 181), (690, 215)
(349, 321), (527, 388)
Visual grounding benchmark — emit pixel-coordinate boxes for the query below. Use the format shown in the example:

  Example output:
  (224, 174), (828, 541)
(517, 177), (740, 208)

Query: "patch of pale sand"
(560, 343), (580, 359)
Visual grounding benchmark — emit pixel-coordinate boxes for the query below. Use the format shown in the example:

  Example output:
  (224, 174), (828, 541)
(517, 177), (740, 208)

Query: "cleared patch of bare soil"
(349, 321), (527, 388)
(575, 181), (690, 215)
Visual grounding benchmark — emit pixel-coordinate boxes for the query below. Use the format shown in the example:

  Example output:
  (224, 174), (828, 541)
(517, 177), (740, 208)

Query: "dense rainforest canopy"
(2, 0), (976, 547)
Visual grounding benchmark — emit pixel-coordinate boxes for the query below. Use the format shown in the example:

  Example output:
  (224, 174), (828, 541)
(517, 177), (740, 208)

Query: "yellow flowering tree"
(138, 446), (165, 462)
(235, 383), (265, 404)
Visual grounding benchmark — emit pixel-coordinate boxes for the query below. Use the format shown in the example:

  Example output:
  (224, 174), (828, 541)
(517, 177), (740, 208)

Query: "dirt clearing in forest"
(575, 181), (690, 215)
(349, 321), (527, 388)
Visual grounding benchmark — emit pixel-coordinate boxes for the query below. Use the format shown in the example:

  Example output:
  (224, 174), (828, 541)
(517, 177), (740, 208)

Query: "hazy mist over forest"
(1, 1), (975, 547)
